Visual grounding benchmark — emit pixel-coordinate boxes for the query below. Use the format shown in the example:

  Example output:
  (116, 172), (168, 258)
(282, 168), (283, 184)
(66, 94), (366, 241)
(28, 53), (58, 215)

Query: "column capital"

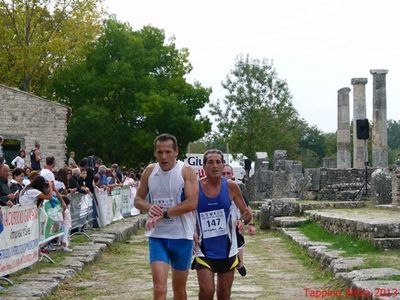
(370, 69), (388, 75)
(351, 78), (368, 85)
(338, 87), (351, 94)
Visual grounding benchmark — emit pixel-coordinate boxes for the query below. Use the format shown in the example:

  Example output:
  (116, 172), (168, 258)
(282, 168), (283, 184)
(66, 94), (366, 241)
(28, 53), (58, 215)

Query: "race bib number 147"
(200, 209), (227, 239)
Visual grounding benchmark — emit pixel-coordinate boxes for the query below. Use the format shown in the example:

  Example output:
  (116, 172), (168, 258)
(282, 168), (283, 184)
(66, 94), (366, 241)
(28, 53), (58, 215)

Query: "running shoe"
(237, 265), (247, 277)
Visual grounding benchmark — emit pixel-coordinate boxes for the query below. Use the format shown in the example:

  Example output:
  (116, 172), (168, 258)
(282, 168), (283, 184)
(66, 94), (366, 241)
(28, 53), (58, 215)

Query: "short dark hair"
(79, 158), (88, 168)
(203, 149), (224, 165)
(26, 175), (47, 193)
(154, 133), (178, 150)
(12, 167), (24, 178)
(46, 156), (55, 166)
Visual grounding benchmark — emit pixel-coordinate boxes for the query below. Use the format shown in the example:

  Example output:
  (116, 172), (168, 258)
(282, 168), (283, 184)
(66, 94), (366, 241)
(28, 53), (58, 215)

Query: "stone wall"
(246, 149), (399, 204)
(313, 168), (374, 200)
(0, 84), (69, 169)
(370, 168), (392, 205)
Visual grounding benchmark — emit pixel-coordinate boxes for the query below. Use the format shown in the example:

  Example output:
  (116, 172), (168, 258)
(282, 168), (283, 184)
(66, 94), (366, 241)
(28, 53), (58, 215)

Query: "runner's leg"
(151, 262), (169, 300)
(172, 269), (189, 300)
(197, 268), (215, 300)
(216, 269), (235, 300)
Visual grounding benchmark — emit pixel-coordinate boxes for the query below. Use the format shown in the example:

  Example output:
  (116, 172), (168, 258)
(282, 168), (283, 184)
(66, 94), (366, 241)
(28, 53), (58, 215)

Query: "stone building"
(0, 84), (69, 169)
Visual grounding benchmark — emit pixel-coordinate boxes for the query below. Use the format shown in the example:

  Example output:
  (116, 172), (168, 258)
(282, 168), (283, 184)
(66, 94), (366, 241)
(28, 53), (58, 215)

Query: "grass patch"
(359, 250), (400, 270)
(298, 221), (378, 256)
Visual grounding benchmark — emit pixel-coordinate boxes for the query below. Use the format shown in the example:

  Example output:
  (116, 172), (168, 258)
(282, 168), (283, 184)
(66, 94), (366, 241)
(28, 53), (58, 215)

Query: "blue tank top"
(30, 149), (40, 170)
(197, 177), (236, 259)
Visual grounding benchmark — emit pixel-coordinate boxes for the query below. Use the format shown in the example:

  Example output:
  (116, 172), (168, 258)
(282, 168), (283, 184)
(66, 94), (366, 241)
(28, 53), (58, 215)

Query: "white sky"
(104, 0), (400, 133)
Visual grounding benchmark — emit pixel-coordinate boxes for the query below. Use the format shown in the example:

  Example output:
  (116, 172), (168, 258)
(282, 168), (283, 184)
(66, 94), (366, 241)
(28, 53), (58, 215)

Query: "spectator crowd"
(0, 140), (143, 253)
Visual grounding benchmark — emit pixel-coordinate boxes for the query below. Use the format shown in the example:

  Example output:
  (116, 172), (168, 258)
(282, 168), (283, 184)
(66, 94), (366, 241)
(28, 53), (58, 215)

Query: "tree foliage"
(210, 54), (304, 161)
(299, 126), (338, 167)
(388, 119), (400, 164)
(51, 19), (211, 166)
(0, 0), (103, 94)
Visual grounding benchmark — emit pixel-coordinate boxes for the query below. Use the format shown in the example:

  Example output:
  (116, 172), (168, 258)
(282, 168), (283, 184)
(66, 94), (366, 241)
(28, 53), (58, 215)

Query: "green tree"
(210, 54), (304, 161)
(388, 120), (400, 149)
(299, 125), (326, 167)
(51, 19), (211, 166)
(387, 119), (400, 164)
(0, 0), (103, 95)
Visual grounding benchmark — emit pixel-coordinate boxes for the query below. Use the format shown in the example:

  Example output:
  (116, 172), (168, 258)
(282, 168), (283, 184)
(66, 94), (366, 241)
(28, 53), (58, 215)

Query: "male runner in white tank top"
(134, 133), (198, 300)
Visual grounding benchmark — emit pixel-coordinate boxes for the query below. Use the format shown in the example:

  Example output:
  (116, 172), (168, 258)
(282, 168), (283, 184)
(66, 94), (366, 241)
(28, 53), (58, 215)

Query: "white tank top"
(146, 160), (195, 240)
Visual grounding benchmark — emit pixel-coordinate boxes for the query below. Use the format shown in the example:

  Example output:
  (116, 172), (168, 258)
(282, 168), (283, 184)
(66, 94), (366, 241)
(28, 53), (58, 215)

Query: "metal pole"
(364, 139), (368, 198)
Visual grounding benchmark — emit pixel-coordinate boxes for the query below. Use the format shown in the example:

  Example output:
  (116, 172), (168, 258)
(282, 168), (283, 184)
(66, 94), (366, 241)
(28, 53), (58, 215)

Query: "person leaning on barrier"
(19, 175), (53, 206)
(77, 169), (91, 194)
(23, 166), (32, 186)
(95, 165), (108, 188)
(0, 164), (16, 207)
(69, 168), (88, 194)
(55, 168), (69, 194)
(134, 133), (198, 300)
(9, 168), (25, 202)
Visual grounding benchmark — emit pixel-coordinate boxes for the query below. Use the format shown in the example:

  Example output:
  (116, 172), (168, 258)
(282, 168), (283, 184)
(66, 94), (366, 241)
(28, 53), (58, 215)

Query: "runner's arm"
(229, 181), (252, 224)
(167, 165), (198, 217)
(134, 164), (162, 217)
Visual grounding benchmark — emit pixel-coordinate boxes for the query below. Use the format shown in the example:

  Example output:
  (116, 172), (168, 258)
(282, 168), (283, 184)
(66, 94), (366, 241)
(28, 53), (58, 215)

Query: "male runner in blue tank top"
(193, 149), (252, 300)
(134, 133), (198, 300)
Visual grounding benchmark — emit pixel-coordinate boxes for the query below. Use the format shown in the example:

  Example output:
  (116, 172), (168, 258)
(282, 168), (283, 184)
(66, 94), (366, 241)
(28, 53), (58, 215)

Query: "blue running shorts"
(149, 237), (193, 271)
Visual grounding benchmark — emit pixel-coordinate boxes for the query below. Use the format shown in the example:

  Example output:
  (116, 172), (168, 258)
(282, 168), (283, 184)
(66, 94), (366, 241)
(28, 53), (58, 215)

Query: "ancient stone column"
(337, 88), (351, 168)
(370, 69), (389, 168)
(351, 78), (368, 168)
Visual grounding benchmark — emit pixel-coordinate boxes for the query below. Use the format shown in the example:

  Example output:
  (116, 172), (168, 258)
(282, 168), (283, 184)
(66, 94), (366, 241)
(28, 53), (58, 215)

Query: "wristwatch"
(163, 208), (170, 219)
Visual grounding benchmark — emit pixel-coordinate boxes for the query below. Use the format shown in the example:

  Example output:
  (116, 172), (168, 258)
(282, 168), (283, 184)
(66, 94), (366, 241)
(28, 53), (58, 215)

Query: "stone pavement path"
(46, 230), (341, 300)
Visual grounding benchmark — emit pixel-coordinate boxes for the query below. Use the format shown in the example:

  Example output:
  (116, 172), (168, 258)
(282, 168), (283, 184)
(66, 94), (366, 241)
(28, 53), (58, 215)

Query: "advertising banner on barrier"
(95, 186), (140, 227)
(110, 188), (123, 222)
(120, 187), (132, 217)
(130, 187), (140, 216)
(70, 193), (94, 230)
(95, 188), (109, 227)
(0, 204), (39, 277)
(39, 199), (64, 245)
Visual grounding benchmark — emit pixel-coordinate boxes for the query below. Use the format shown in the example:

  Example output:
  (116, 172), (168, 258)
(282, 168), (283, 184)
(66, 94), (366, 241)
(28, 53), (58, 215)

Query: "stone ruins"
(246, 69), (399, 207)
(0, 84), (69, 169)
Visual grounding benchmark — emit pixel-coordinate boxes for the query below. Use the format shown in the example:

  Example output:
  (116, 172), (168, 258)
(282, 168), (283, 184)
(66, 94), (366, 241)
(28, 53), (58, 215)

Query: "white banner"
(95, 186), (140, 227)
(110, 188), (123, 222)
(130, 187), (140, 216)
(0, 204), (39, 276)
(95, 188), (109, 227)
(185, 153), (247, 180)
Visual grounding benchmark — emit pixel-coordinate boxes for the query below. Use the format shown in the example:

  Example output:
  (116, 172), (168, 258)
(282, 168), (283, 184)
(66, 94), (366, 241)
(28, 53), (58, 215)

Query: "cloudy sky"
(104, 0), (399, 133)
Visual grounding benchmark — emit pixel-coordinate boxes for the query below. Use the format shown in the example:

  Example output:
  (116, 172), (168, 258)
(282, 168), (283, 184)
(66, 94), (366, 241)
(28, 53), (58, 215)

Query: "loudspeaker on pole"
(244, 159), (252, 171)
(356, 119), (369, 140)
